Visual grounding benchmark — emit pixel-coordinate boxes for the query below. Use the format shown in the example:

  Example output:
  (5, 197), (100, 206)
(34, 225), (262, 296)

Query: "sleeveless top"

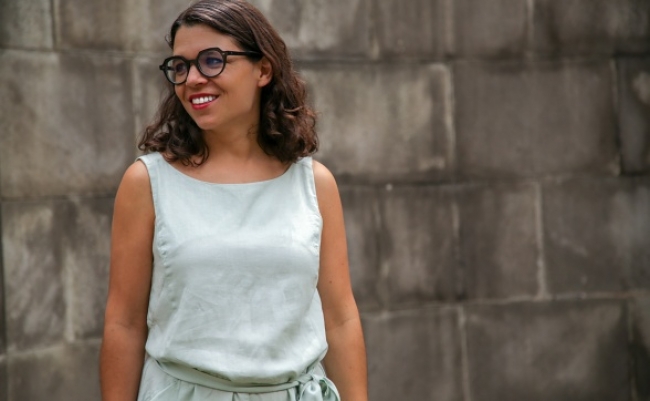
(137, 152), (328, 386)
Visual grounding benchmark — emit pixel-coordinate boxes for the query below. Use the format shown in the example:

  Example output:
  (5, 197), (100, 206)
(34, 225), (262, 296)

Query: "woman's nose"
(186, 63), (207, 85)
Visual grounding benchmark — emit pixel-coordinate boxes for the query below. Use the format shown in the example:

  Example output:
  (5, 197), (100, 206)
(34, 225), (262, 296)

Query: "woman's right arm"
(100, 161), (155, 401)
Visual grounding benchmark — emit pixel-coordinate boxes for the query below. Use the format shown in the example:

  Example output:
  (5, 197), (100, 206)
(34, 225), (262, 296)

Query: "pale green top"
(136, 153), (334, 401)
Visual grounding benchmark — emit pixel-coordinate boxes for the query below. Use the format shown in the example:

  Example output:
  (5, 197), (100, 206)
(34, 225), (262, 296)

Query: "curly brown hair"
(139, 0), (317, 165)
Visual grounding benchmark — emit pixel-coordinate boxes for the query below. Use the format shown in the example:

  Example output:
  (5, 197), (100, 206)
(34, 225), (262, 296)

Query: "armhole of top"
(301, 156), (323, 220)
(135, 153), (160, 218)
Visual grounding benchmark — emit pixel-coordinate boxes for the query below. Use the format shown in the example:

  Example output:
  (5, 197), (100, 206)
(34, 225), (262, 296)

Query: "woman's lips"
(189, 94), (218, 110)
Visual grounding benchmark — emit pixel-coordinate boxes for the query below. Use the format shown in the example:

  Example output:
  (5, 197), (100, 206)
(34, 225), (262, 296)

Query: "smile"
(191, 95), (217, 105)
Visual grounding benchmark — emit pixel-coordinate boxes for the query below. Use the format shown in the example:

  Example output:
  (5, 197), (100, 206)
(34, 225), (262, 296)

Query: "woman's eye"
(204, 57), (223, 68)
(172, 62), (187, 74)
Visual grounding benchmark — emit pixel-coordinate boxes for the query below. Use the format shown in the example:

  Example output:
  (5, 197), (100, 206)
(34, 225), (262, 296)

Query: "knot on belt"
(297, 373), (340, 401)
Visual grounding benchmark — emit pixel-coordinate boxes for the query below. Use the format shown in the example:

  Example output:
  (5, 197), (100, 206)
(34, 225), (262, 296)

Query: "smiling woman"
(99, 1), (367, 401)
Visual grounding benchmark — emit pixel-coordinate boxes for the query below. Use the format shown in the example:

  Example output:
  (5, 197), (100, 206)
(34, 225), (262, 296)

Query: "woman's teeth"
(191, 96), (216, 105)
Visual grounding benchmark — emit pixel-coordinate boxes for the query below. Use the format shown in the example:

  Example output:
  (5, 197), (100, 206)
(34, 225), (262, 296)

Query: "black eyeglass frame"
(159, 47), (263, 85)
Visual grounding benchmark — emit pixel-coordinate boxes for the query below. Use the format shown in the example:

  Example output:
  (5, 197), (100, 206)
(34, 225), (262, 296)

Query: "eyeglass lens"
(164, 49), (225, 84)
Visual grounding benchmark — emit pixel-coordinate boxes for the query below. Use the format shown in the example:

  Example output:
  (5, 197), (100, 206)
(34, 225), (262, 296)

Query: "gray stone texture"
(339, 186), (381, 310)
(631, 297), (650, 401)
(380, 186), (457, 305)
(458, 183), (539, 300)
(618, 57), (650, 174)
(0, 50), (135, 198)
(54, 0), (188, 51)
(0, 0), (53, 49)
(8, 342), (101, 401)
(2, 201), (66, 352)
(543, 178), (650, 294)
(455, 60), (619, 178)
(302, 64), (452, 181)
(363, 308), (463, 401)
(532, 0), (650, 56)
(0, 357), (6, 401)
(61, 198), (113, 340)
(452, 0), (528, 58)
(248, 0), (370, 59)
(465, 300), (629, 401)
(2, 198), (112, 352)
(375, 0), (449, 58)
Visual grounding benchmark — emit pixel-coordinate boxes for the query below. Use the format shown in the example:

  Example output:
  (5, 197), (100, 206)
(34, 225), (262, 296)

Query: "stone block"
(8, 342), (101, 401)
(543, 178), (650, 294)
(380, 186), (457, 305)
(631, 297), (650, 401)
(532, 0), (650, 55)
(465, 300), (628, 401)
(617, 57), (650, 174)
(248, 0), (370, 59)
(0, 243), (5, 356)
(452, 0), (527, 57)
(0, 0), (53, 49)
(374, 0), (449, 58)
(61, 198), (113, 340)
(2, 201), (65, 351)
(302, 64), (452, 181)
(458, 183), (539, 300)
(0, 50), (135, 198)
(339, 186), (381, 310)
(455, 60), (618, 178)
(362, 308), (463, 401)
(0, 357), (6, 401)
(54, 0), (187, 51)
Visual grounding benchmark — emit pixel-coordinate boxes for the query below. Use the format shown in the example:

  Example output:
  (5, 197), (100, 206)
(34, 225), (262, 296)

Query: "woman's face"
(172, 24), (269, 135)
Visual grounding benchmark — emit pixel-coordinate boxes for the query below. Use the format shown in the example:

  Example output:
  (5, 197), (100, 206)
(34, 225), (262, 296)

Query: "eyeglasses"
(159, 47), (262, 85)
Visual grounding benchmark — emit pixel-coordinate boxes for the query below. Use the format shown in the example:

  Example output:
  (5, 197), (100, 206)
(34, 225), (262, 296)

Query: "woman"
(100, 0), (367, 400)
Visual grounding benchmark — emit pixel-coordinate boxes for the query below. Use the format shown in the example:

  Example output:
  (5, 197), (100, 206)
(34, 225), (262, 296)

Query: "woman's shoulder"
(310, 159), (340, 204)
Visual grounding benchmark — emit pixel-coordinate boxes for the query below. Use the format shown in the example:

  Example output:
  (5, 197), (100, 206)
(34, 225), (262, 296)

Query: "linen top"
(137, 152), (328, 385)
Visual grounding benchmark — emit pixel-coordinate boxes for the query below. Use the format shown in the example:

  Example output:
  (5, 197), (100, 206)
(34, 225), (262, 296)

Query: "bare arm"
(314, 161), (368, 401)
(100, 161), (155, 401)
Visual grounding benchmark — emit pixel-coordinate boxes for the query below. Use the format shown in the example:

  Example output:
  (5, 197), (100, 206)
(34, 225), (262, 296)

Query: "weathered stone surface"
(455, 60), (618, 178)
(0, 233), (5, 356)
(54, 0), (187, 51)
(61, 198), (113, 340)
(452, 0), (527, 57)
(339, 186), (381, 310)
(532, 0), (650, 55)
(248, 0), (370, 59)
(466, 300), (628, 401)
(2, 201), (65, 352)
(0, 0), (53, 49)
(134, 57), (172, 142)
(631, 297), (650, 401)
(0, 357), (6, 401)
(543, 178), (650, 294)
(617, 57), (650, 174)
(302, 64), (452, 181)
(362, 308), (463, 401)
(8, 342), (101, 401)
(0, 51), (135, 198)
(380, 186), (457, 305)
(375, 0), (449, 58)
(458, 183), (539, 299)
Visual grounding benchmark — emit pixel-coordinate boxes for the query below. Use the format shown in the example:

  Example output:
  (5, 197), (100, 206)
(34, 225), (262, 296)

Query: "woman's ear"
(257, 57), (273, 88)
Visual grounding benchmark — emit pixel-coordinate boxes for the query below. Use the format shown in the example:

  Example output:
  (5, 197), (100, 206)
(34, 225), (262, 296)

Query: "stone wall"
(1, 0), (650, 400)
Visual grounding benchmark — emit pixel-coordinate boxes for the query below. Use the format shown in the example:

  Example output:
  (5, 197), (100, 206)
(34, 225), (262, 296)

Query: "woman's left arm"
(313, 160), (368, 401)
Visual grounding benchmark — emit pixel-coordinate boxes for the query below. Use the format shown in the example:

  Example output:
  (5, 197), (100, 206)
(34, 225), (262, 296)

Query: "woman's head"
(140, 0), (317, 165)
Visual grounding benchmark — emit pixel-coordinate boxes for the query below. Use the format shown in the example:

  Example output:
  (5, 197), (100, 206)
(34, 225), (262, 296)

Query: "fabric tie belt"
(156, 360), (340, 401)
